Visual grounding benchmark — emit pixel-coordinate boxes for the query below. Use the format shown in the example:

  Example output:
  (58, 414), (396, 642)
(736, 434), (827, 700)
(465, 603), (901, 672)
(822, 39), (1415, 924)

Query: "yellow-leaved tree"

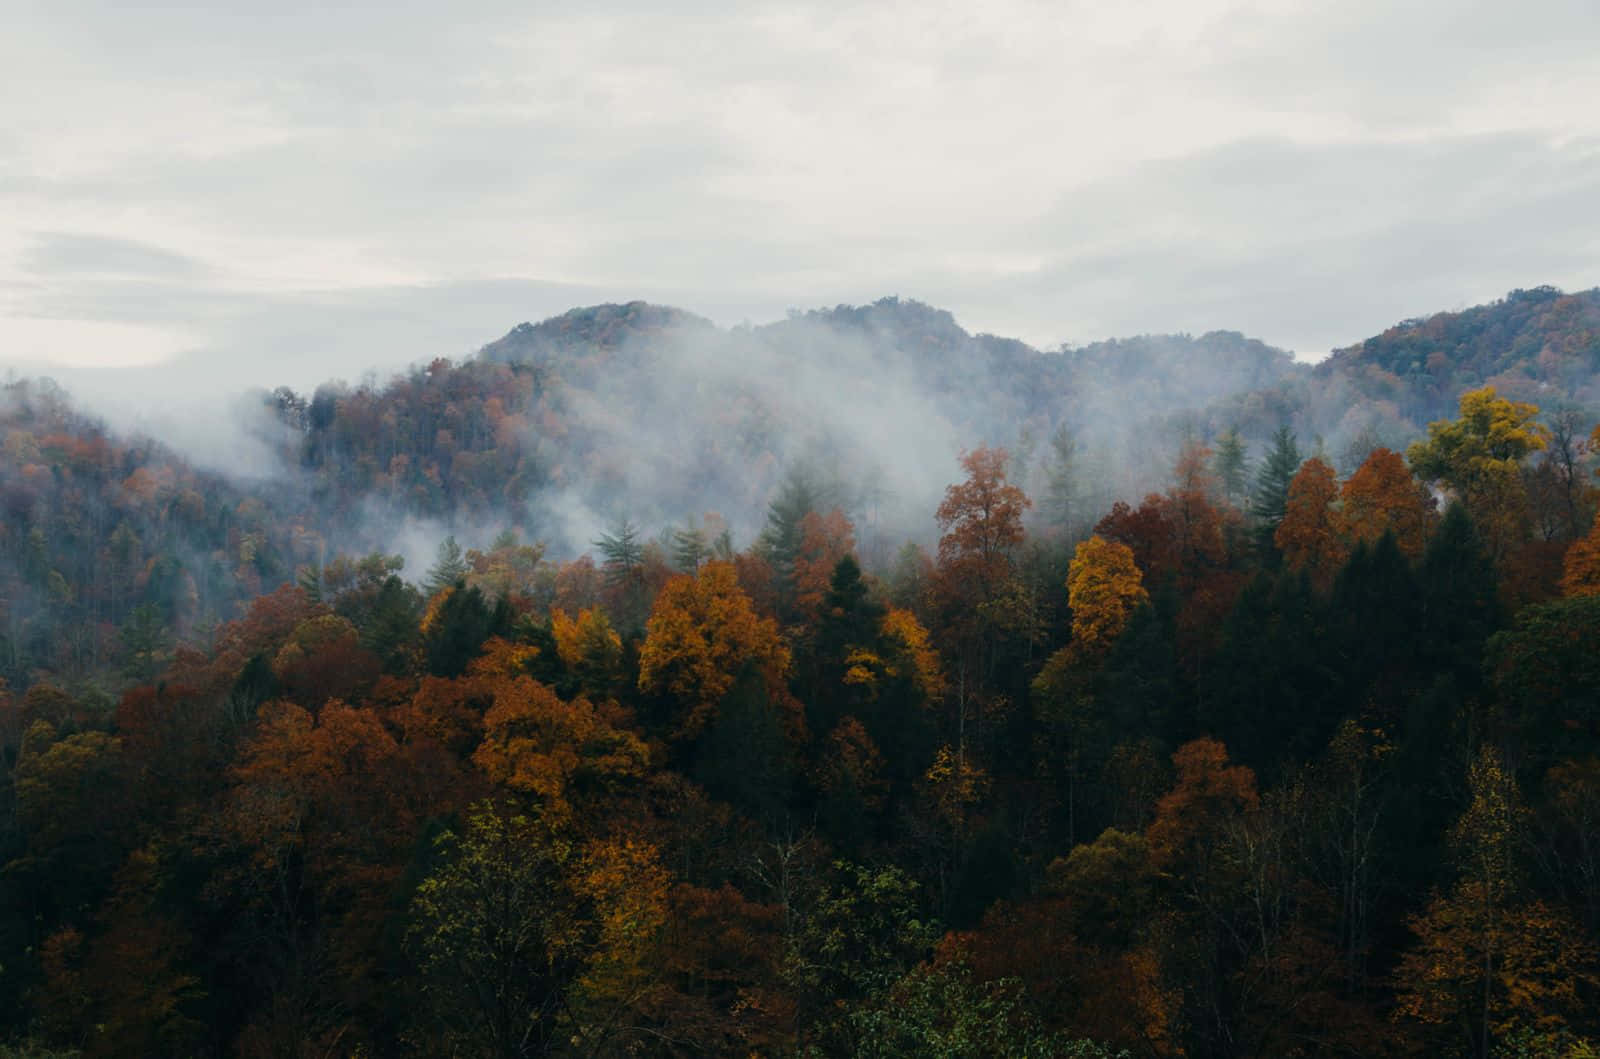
(637, 560), (791, 741)
(1393, 746), (1598, 1056)
(1066, 535), (1149, 658)
(1408, 387), (1549, 559)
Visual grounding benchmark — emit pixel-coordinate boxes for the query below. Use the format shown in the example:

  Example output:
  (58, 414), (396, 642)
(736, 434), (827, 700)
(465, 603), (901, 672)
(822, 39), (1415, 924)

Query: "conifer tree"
(424, 535), (470, 596)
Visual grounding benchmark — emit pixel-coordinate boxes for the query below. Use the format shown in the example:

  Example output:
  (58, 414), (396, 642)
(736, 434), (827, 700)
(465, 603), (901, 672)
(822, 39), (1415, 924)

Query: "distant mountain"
(8, 285), (1600, 691)
(1297, 286), (1600, 455)
(478, 301), (715, 386)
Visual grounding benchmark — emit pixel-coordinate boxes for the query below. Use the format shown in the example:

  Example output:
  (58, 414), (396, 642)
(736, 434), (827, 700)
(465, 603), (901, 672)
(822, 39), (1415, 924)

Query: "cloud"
(22, 232), (209, 279)
(1, 0), (1598, 391)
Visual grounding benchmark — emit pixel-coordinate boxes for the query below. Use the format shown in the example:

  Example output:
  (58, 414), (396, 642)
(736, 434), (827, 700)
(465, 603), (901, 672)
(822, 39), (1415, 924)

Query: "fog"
(9, 294), (1323, 578)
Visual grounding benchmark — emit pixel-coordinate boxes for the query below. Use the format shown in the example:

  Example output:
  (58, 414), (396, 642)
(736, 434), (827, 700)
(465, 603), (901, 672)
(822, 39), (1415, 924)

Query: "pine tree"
(1041, 425), (1079, 534)
(1252, 426), (1302, 526)
(594, 518), (643, 586)
(671, 523), (709, 573)
(424, 535), (469, 596)
(1214, 427), (1249, 508)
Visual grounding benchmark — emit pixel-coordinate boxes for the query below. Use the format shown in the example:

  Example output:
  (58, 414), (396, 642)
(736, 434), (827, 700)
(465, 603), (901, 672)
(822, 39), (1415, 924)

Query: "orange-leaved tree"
(1275, 457), (1347, 589)
(1066, 535), (1149, 659)
(1341, 446), (1437, 560)
(637, 560), (792, 742)
(1561, 518), (1600, 597)
(473, 670), (649, 825)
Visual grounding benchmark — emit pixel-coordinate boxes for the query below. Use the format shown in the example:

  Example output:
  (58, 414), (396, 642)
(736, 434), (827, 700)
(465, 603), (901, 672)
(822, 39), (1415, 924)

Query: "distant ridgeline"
(2, 287), (1597, 692)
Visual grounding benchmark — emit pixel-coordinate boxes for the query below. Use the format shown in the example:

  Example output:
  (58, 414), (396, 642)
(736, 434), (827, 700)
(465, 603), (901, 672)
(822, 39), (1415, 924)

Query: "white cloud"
(1, 0), (1598, 382)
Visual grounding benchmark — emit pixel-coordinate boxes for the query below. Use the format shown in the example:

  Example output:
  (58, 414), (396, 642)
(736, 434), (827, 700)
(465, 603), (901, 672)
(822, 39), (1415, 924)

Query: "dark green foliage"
(1214, 427), (1249, 507)
(1487, 594), (1600, 773)
(758, 462), (838, 578)
(423, 582), (512, 678)
(787, 861), (938, 1052)
(1200, 570), (1333, 776)
(1416, 504), (1500, 687)
(694, 664), (792, 827)
(593, 519), (643, 586)
(1252, 425), (1302, 532)
(1327, 532), (1425, 708)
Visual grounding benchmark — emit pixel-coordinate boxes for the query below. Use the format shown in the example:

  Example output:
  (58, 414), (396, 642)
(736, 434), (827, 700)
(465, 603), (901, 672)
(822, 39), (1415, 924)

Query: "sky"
(3, 0), (1600, 405)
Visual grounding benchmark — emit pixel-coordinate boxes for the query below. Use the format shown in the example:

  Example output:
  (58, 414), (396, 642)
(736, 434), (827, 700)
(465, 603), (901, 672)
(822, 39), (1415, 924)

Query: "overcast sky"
(3, 0), (1600, 400)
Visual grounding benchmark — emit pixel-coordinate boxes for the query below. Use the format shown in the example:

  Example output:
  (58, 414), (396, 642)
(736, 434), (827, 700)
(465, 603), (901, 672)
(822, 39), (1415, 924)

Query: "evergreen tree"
(423, 535), (470, 596)
(758, 462), (837, 577)
(423, 583), (512, 677)
(1417, 503), (1499, 685)
(1252, 425), (1302, 561)
(671, 523), (709, 573)
(1252, 425), (1302, 526)
(1041, 425), (1079, 535)
(594, 518), (644, 586)
(1214, 427), (1249, 508)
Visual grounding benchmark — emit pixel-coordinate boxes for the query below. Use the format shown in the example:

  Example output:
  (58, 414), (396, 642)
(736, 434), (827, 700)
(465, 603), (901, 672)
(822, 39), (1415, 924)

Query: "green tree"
(424, 535), (471, 596)
(851, 960), (1128, 1059)
(1214, 427), (1250, 508)
(407, 803), (582, 1059)
(1042, 425), (1081, 535)
(119, 603), (170, 683)
(1252, 425), (1302, 530)
(670, 522), (708, 573)
(423, 584), (512, 678)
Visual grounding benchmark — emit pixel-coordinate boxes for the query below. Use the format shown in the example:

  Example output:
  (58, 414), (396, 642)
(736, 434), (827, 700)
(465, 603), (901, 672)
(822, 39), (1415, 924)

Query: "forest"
(3, 288), (1600, 1057)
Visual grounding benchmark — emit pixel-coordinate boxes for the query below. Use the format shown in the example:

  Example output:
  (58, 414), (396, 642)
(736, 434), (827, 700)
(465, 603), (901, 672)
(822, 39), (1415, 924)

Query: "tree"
(1562, 519), (1600, 597)
(936, 447), (1031, 587)
(1041, 425), (1082, 535)
(1065, 536), (1148, 658)
(670, 521), (708, 573)
(407, 802), (582, 1059)
(1214, 427), (1250, 509)
(783, 861), (937, 1051)
(472, 672), (648, 825)
(594, 518), (644, 586)
(1485, 595), (1600, 768)
(119, 603), (170, 683)
(791, 509), (856, 622)
(1408, 387), (1549, 560)
(932, 447), (1034, 750)
(1394, 748), (1599, 1057)
(423, 584), (513, 678)
(758, 462), (838, 586)
(1253, 426), (1303, 533)
(424, 535), (470, 597)
(1342, 446), (1437, 560)
(271, 614), (380, 707)
(594, 518), (648, 630)
(636, 560), (791, 742)
(851, 959), (1127, 1059)
(1274, 457), (1347, 590)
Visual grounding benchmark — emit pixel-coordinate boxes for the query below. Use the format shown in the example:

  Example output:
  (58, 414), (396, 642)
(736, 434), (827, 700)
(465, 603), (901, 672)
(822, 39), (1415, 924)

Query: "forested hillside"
(4, 290), (1600, 1056)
